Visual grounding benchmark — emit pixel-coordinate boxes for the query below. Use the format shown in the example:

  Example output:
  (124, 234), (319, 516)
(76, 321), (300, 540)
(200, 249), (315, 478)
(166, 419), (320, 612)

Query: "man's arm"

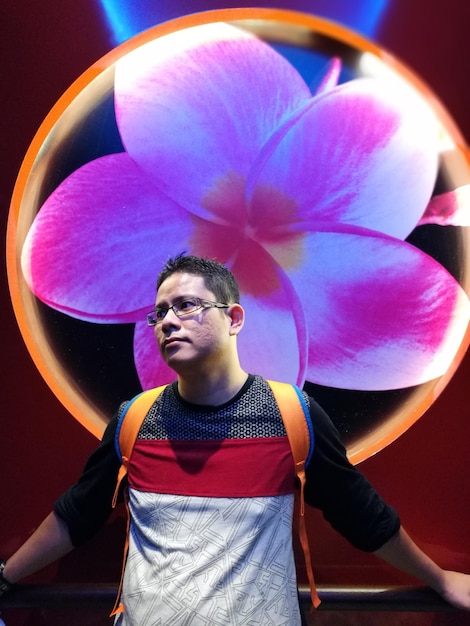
(2, 414), (123, 588)
(305, 397), (470, 611)
(374, 526), (470, 611)
(2, 511), (74, 584)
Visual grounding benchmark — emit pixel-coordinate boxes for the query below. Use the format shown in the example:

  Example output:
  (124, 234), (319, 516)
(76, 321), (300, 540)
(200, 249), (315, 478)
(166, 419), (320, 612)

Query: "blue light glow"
(98, 0), (390, 46)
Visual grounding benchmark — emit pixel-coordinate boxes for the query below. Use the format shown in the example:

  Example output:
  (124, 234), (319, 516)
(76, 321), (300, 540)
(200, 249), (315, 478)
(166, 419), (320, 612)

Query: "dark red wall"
(2, 2), (469, 624)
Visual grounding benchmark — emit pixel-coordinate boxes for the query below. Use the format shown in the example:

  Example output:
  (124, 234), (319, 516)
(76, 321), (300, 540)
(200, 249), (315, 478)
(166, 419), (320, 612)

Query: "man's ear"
(227, 303), (245, 336)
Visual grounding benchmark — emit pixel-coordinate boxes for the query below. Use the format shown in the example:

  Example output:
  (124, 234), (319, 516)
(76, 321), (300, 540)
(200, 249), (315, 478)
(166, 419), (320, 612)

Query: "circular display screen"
(7, 9), (470, 462)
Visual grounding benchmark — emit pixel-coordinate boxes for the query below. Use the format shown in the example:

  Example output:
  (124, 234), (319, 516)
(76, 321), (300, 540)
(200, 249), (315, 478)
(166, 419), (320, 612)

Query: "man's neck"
(176, 367), (249, 406)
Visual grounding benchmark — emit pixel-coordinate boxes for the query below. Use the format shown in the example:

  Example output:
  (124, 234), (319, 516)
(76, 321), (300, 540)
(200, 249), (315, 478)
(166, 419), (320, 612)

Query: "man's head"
(153, 254), (245, 376)
(157, 254), (240, 305)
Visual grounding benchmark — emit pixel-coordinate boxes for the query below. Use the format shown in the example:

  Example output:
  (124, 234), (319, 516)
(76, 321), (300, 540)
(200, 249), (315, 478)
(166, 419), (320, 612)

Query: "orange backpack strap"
(266, 380), (321, 609)
(110, 384), (167, 617)
(112, 385), (168, 508)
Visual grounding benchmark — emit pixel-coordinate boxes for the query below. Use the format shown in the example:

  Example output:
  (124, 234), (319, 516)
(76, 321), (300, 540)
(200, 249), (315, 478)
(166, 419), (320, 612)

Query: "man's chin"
(163, 352), (195, 373)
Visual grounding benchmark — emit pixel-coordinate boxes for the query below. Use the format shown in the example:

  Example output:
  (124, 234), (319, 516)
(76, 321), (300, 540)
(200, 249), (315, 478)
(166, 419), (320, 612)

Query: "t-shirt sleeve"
(304, 398), (400, 552)
(53, 412), (123, 546)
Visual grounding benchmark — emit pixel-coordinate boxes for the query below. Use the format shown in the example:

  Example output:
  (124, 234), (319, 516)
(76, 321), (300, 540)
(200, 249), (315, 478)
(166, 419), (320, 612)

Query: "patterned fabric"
(138, 375), (289, 440)
(116, 376), (305, 625)
(118, 493), (300, 625)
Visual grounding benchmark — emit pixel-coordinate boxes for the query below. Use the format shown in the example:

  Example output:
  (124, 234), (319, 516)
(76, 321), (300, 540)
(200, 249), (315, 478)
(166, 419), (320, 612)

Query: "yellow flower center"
(190, 172), (305, 295)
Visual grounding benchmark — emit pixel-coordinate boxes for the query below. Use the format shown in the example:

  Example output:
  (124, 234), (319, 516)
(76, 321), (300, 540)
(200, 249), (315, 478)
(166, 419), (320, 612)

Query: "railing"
(0, 584), (458, 612)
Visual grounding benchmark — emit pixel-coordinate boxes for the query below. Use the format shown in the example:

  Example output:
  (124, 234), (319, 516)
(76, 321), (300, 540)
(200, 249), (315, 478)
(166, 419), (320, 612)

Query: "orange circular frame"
(6, 8), (470, 463)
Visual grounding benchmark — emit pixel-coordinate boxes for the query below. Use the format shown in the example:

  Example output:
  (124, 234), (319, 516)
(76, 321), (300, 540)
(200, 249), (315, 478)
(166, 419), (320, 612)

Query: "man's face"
(154, 272), (232, 373)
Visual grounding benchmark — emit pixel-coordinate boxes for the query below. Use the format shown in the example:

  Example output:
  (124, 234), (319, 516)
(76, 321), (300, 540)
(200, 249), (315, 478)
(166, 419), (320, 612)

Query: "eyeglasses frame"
(147, 297), (230, 326)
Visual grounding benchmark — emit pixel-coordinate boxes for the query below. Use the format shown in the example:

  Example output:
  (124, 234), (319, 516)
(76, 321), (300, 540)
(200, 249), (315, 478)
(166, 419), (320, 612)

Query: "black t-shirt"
(54, 376), (400, 549)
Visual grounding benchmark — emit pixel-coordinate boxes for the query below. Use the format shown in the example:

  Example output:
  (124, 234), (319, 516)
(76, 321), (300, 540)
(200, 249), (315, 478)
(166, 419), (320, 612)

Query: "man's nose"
(161, 306), (181, 329)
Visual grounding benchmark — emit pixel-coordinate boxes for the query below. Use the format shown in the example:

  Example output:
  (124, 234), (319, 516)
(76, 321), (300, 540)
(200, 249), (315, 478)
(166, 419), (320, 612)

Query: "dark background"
(2, 1), (469, 624)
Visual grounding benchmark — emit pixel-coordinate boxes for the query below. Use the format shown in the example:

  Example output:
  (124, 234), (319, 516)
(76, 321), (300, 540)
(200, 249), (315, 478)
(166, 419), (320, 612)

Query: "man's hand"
(436, 570), (470, 610)
(374, 527), (470, 611)
(2, 512), (74, 585)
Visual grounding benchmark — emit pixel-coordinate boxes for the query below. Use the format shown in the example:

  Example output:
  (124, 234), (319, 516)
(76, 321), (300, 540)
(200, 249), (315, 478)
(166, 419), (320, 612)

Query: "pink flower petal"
(248, 78), (439, 241)
(288, 230), (470, 390)
(314, 57), (342, 94)
(114, 23), (311, 220)
(237, 292), (306, 386)
(234, 259), (309, 385)
(419, 186), (470, 226)
(134, 321), (176, 389)
(21, 153), (193, 322)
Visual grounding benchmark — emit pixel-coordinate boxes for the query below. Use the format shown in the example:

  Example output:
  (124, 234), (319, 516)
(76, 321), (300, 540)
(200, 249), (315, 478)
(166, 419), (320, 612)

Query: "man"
(2, 254), (470, 624)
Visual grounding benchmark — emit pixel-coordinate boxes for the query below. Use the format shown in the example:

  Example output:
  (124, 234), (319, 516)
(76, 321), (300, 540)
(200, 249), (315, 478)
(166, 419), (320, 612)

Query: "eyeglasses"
(147, 297), (229, 326)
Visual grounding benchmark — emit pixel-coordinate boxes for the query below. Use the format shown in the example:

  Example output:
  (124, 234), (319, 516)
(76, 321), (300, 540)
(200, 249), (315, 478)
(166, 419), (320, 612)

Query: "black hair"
(157, 253), (240, 304)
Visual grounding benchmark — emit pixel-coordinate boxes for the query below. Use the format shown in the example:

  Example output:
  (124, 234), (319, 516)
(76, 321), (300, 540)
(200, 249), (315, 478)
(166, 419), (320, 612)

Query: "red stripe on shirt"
(128, 437), (295, 497)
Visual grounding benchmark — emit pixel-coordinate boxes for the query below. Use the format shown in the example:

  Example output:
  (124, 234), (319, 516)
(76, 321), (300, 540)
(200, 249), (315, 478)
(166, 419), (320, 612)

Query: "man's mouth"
(163, 337), (187, 349)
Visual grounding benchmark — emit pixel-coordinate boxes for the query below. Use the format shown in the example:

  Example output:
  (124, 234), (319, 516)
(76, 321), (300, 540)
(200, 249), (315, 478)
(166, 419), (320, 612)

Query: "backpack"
(111, 380), (321, 615)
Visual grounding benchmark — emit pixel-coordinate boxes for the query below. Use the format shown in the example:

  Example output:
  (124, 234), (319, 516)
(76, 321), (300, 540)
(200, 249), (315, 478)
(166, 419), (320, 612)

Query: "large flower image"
(21, 22), (470, 395)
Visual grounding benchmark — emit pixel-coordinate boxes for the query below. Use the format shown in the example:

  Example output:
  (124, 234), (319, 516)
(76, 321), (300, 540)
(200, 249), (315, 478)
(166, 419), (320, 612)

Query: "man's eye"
(155, 309), (167, 320)
(179, 299), (197, 311)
